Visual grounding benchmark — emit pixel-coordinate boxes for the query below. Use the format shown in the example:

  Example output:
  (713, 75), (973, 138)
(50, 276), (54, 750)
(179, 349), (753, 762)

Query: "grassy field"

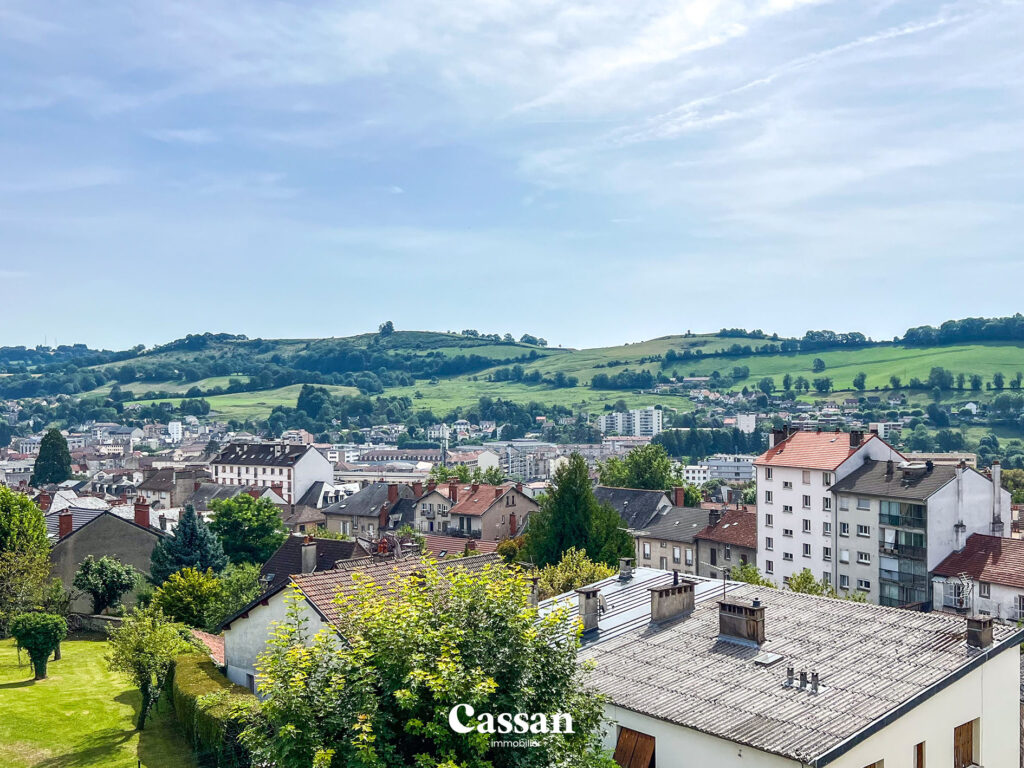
(0, 635), (195, 768)
(132, 383), (359, 420)
(84, 375), (252, 397)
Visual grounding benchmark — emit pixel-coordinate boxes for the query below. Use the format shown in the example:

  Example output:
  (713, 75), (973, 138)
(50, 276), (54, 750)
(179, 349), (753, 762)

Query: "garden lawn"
(0, 635), (196, 768)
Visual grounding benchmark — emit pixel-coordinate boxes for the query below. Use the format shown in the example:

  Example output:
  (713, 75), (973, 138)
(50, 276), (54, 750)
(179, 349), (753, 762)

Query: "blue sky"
(1, 0), (1022, 350)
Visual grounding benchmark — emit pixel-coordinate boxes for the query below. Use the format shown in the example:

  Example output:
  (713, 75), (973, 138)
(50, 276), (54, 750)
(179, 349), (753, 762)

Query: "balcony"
(879, 513), (926, 530)
(880, 569), (927, 586)
(447, 528), (482, 540)
(879, 542), (926, 560)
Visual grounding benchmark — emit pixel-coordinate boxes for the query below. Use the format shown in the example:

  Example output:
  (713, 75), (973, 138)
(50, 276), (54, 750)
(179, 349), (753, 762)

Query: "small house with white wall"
(932, 533), (1024, 622)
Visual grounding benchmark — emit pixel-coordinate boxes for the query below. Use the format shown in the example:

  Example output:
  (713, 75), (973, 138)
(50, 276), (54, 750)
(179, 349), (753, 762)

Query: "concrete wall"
(50, 514), (161, 613)
(601, 647), (1019, 767)
(927, 469), (1011, 571)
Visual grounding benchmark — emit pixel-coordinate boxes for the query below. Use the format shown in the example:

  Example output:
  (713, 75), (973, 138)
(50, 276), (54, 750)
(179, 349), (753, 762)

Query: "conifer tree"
(150, 504), (227, 584)
(30, 428), (72, 485)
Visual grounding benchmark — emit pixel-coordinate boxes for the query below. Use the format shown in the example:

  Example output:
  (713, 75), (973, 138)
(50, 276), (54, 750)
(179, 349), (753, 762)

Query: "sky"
(1, 0), (1022, 351)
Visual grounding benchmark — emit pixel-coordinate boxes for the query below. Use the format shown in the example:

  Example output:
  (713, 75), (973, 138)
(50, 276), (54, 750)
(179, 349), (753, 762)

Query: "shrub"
(10, 612), (67, 680)
(171, 653), (254, 767)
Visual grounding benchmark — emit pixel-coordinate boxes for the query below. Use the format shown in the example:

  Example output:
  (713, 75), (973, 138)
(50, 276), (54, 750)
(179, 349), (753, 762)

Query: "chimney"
(576, 586), (601, 634)
(37, 491), (52, 512)
(495, 487), (503, 499)
(528, 576), (540, 607)
(708, 508), (722, 528)
(718, 597), (766, 645)
(619, 557), (634, 580)
(270, 481), (284, 497)
(448, 481), (459, 503)
(849, 430), (863, 448)
(134, 497), (150, 528)
(58, 511), (73, 539)
(966, 615), (994, 649)
(885, 459), (894, 477)
(649, 577), (695, 622)
(954, 521), (967, 552)
(992, 460), (1004, 535)
(194, 480), (202, 492)
(427, 480), (437, 493)
(771, 429), (787, 448)
(301, 537), (317, 574)
(515, 482), (523, 494)
(158, 514), (167, 532)
(387, 484), (399, 506)
(412, 481), (423, 497)
(470, 483), (479, 496)
(673, 486), (687, 507)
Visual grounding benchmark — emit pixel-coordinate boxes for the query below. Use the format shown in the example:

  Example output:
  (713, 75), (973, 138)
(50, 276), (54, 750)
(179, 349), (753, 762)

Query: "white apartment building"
(735, 413), (756, 434)
(211, 442), (334, 504)
(596, 407), (663, 437)
(704, 454), (756, 482)
(755, 429), (902, 587)
(682, 464), (709, 484)
(167, 420), (183, 443)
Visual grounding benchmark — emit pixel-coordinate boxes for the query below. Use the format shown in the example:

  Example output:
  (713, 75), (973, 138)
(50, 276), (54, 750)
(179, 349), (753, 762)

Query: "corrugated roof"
(581, 583), (1021, 765)
(932, 533), (1024, 589)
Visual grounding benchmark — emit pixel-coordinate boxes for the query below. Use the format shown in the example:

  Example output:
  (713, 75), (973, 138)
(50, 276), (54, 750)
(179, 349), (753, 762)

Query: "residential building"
(322, 482), (417, 538)
(681, 464), (709, 485)
(735, 413), (756, 434)
(932, 534), (1024, 622)
(212, 442), (334, 504)
(704, 454), (755, 483)
(594, 486), (674, 530)
(693, 506), (758, 579)
(633, 507), (710, 574)
(258, 535), (371, 593)
(754, 428), (903, 587)
(445, 482), (536, 541)
(596, 407), (664, 437)
(137, 467), (210, 510)
(829, 459), (1009, 607)
(167, 420), (183, 443)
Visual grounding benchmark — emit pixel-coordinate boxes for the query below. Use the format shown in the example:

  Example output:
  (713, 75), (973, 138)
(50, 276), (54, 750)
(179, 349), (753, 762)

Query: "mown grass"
(0, 635), (196, 768)
(131, 383), (358, 420)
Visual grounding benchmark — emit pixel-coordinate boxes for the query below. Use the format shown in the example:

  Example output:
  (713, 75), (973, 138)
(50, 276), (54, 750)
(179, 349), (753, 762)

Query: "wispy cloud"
(147, 128), (219, 145)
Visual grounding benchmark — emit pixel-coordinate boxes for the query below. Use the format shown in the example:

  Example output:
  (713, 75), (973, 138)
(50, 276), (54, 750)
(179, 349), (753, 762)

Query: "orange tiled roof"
(693, 508), (758, 550)
(755, 431), (882, 471)
(449, 484), (513, 517)
(933, 534), (1024, 590)
(422, 534), (500, 558)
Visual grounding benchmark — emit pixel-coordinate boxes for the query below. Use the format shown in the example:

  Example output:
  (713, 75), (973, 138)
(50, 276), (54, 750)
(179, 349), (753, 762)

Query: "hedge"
(171, 653), (255, 767)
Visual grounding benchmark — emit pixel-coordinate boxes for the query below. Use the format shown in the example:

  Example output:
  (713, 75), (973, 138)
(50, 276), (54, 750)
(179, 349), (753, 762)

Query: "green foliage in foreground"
(535, 547), (616, 600)
(171, 653), (254, 767)
(9, 612), (67, 680)
(241, 561), (617, 768)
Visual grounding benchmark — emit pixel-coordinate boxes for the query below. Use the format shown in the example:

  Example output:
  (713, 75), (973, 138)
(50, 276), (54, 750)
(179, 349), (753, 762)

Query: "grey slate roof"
(295, 481), (328, 508)
(45, 507), (106, 539)
(213, 442), (310, 467)
(829, 459), (956, 501)
(186, 482), (245, 512)
(323, 482), (415, 519)
(580, 582), (1023, 766)
(633, 506), (711, 544)
(593, 486), (670, 530)
(260, 536), (370, 593)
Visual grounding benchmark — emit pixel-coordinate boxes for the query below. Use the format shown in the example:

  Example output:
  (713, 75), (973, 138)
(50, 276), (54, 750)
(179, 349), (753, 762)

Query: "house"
(406, 481), (455, 534)
(556, 567), (1023, 768)
(220, 552), (502, 692)
(703, 454), (756, 482)
(211, 442), (334, 504)
(322, 482), (417, 538)
(137, 467), (210, 510)
(185, 481), (285, 515)
(47, 500), (166, 613)
(632, 507), (711, 574)
(754, 428), (903, 588)
(258, 535), (371, 593)
(829, 459), (1008, 607)
(681, 465), (709, 485)
(420, 534), (499, 559)
(444, 482), (536, 541)
(932, 533), (1024, 621)
(594, 486), (674, 530)
(693, 506), (758, 579)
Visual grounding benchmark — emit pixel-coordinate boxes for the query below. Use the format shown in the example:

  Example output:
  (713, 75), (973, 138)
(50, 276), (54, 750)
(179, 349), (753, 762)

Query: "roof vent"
(967, 615), (994, 649)
(648, 577), (695, 623)
(718, 598), (765, 645)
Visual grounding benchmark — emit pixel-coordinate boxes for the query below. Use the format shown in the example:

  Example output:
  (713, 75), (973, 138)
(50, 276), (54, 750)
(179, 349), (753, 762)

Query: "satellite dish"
(598, 593), (609, 614)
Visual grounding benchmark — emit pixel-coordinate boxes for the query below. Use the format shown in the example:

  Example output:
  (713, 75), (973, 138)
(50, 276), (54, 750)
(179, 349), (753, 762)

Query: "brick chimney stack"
(673, 486), (687, 507)
(58, 511), (73, 539)
(134, 497), (151, 528)
(387, 484), (399, 506)
(37, 491), (52, 512)
(412, 481), (423, 497)
(427, 480), (437, 493)
(448, 481), (459, 503)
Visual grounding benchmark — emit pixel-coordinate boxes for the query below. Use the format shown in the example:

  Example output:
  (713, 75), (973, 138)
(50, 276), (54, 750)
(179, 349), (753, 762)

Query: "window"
(802, 470), (811, 484)
(839, 522), (850, 537)
(613, 726), (656, 768)
(783, 552), (794, 561)
(659, 541), (667, 548)
(710, 549), (718, 566)
(643, 542), (651, 559)
(839, 549), (850, 563)
(857, 551), (871, 565)
(823, 546), (832, 561)
(839, 496), (850, 511)
(672, 546), (681, 564)
(783, 528), (793, 537)
(802, 519), (811, 533)
(709, 570), (718, 579)
(914, 740), (925, 768)
(765, 467), (773, 480)
(765, 513), (774, 527)
(802, 543), (811, 558)
(953, 719), (976, 768)
(822, 572), (832, 585)
(857, 579), (871, 591)
(765, 537), (774, 550)
(660, 556), (668, 569)
(823, 521), (832, 536)
(685, 548), (693, 566)
(979, 582), (990, 599)
(765, 490), (773, 504)
(839, 574), (850, 589)
(856, 498), (871, 510)
(857, 524), (871, 537)
(724, 545), (732, 561)
(783, 481), (793, 490)
(822, 497), (832, 511)
(802, 494), (811, 509)
(765, 560), (774, 574)
(822, 472), (833, 485)
(783, 504), (793, 513)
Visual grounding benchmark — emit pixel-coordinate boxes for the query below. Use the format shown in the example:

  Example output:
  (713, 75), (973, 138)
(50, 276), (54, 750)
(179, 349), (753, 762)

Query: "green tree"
(598, 443), (675, 490)
(480, 465), (505, 485)
(378, 320), (395, 336)
(208, 562), (263, 630)
(208, 495), (288, 565)
(786, 568), (832, 596)
(0, 551), (53, 636)
(0, 487), (48, 556)
(852, 372), (867, 391)
(107, 606), (200, 730)
(970, 374), (983, 391)
(812, 376), (833, 394)
(535, 547), (616, 600)
(240, 562), (615, 768)
(152, 567), (223, 629)
(428, 463), (453, 483)
(454, 463), (472, 482)
(812, 358), (826, 373)
(727, 562), (775, 588)
(150, 504), (227, 584)
(73, 555), (139, 615)
(30, 428), (72, 485)
(757, 377), (775, 396)
(9, 612), (67, 680)
(782, 373), (793, 391)
(526, 453), (632, 567)
(993, 371), (1005, 389)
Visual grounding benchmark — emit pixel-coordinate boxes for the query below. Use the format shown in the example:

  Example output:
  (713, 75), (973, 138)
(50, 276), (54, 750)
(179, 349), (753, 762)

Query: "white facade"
(596, 407), (663, 437)
(167, 421), (183, 443)
(682, 465), (709, 484)
(932, 576), (1024, 623)
(601, 645), (1019, 768)
(735, 413), (756, 434)
(704, 454), (755, 482)
(756, 436), (902, 587)
(213, 445), (334, 504)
